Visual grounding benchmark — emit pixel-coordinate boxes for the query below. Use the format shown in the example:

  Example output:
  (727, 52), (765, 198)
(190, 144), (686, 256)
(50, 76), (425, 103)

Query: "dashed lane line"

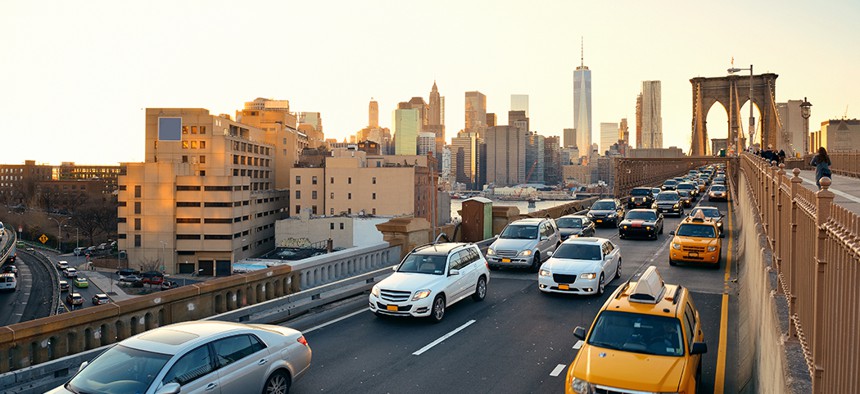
(550, 364), (567, 377)
(412, 319), (476, 356)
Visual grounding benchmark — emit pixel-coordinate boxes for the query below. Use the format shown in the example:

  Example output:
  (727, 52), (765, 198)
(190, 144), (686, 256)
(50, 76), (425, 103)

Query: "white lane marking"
(800, 175), (860, 204)
(550, 364), (567, 377)
(413, 319), (476, 356)
(303, 309), (366, 334)
(573, 340), (583, 350)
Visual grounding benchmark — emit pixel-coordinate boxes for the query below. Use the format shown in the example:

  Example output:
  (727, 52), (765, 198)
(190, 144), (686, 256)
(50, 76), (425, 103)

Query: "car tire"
(615, 259), (622, 279)
(530, 252), (541, 273)
(430, 295), (446, 323)
(472, 276), (487, 301)
(597, 273), (605, 296)
(262, 370), (291, 394)
(619, 232), (625, 240)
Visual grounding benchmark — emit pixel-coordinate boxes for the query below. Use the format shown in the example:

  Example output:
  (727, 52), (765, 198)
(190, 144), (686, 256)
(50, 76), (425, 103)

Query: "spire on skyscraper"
(580, 37), (584, 68)
(432, 80), (438, 92)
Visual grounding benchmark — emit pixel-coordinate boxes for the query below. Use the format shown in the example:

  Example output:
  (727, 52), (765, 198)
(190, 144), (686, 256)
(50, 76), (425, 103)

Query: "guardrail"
(741, 153), (860, 393)
(17, 248), (60, 317)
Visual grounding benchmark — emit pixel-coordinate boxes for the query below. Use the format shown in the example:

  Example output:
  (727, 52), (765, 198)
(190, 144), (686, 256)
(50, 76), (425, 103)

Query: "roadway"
(286, 198), (739, 393)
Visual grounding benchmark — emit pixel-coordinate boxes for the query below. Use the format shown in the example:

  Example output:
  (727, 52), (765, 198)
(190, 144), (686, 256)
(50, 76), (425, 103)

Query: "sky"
(2, 0), (859, 165)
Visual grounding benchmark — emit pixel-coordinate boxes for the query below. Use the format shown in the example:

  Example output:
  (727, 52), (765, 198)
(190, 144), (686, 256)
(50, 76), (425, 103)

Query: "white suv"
(369, 242), (490, 322)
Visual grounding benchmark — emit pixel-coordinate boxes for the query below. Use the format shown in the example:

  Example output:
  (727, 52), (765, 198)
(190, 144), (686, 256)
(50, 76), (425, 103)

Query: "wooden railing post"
(812, 176), (834, 393)
(788, 168), (802, 339)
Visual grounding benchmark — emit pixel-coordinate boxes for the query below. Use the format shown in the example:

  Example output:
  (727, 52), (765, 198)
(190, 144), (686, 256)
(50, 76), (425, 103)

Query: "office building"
(525, 133), (545, 184)
(509, 110), (529, 134)
(465, 91), (488, 138)
(485, 126), (526, 187)
(619, 118), (629, 146)
(393, 107), (421, 155)
(812, 119), (860, 152)
(486, 113), (497, 127)
(369, 99), (379, 128)
(417, 132), (437, 156)
(511, 94), (529, 117)
(635, 94), (643, 148)
(640, 81), (662, 149)
(574, 42), (592, 157)
(563, 128), (576, 148)
(298, 112), (325, 149)
(118, 108), (289, 276)
(451, 131), (478, 186)
(237, 98), (308, 189)
(544, 136), (562, 186)
(600, 122), (619, 154)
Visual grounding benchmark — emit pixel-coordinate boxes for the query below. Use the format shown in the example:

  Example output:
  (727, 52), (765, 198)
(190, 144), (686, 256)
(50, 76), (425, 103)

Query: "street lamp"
(64, 225), (79, 249)
(728, 64), (754, 150)
(48, 217), (71, 251)
(800, 97), (813, 155)
(159, 241), (167, 273)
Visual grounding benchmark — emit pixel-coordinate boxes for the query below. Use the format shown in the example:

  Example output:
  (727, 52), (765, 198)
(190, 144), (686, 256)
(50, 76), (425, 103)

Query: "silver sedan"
(47, 321), (311, 394)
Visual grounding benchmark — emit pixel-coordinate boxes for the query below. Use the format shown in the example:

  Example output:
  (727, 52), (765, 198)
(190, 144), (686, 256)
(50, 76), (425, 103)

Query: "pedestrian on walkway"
(810, 147), (832, 189)
(778, 149), (786, 164)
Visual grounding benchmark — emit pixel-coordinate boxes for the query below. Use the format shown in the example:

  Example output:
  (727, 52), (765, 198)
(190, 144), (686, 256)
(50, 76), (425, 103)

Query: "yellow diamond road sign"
(39, 234), (49, 244)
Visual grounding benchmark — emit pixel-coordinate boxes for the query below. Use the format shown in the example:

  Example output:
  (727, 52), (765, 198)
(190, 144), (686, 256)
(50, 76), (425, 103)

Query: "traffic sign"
(39, 234), (49, 244)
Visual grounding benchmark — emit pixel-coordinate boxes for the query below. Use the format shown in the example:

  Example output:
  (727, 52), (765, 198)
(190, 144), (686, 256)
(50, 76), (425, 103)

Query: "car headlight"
(608, 213), (616, 218)
(412, 289), (432, 301)
(581, 273), (596, 280)
(708, 246), (717, 252)
(539, 269), (551, 277)
(646, 226), (651, 230)
(586, 212), (594, 218)
(518, 250), (533, 257)
(570, 377), (596, 394)
(371, 285), (380, 297)
(487, 248), (496, 256)
(673, 203), (679, 208)
(621, 225), (628, 230)
(672, 243), (681, 250)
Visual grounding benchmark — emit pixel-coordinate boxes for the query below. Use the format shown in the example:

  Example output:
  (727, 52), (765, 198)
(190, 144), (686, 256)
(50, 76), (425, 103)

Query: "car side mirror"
(573, 326), (587, 340)
(494, 234), (499, 239)
(546, 251), (553, 258)
(690, 342), (708, 355)
(449, 269), (460, 276)
(155, 383), (182, 394)
(540, 235), (548, 241)
(392, 266), (398, 272)
(77, 361), (88, 373)
(670, 231), (675, 235)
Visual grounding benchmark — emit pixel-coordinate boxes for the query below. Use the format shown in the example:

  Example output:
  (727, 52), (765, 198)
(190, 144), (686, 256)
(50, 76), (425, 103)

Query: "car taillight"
(297, 335), (308, 346)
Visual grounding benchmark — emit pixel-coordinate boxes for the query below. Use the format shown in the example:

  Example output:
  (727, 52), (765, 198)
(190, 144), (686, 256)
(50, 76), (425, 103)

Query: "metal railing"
(741, 153), (860, 393)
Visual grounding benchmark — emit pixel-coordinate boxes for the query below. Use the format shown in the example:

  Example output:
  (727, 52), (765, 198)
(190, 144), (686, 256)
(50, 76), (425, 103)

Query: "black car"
(619, 209), (664, 240)
(116, 268), (141, 279)
(689, 206), (724, 237)
(676, 182), (698, 200)
(555, 215), (595, 240)
(587, 199), (625, 227)
(677, 189), (694, 207)
(662, 179), (678, 191)
(628, 187), (655, 209)
(2, 265), (17, 276)
(654, 191), (684, 216)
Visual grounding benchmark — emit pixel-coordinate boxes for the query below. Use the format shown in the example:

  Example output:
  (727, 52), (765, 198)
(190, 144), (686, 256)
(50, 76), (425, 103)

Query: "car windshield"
(500, 225), (538, 239)
(656, 193), (679, 201)
(591, 201), (615, 210)
(626, 211), (656, 221)
(587, 311), (684, 357)
(631, 189), (650, 196)
(67, 345), (171, 394)
(556, 217), (583, 228)
(676, 224), (716, 238)
(678, 190), (690, 197)
(397, 254), (447, 275)
(691, 208), (721, 218)
(711, 185), (726, 191)
(663, 180), (677, 186)
(553, 243), (602, 260)
(677, 184), (694, 189)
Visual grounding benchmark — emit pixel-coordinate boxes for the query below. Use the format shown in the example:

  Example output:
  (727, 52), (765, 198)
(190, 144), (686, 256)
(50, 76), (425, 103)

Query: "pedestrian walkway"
(795, 169), (860, 215)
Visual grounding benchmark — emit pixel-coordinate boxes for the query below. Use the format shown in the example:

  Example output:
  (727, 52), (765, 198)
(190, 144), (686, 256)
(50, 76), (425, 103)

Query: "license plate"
(386, 305), (398, 311)
(596, 219), (603, 223)
(688, 252), (699, 257)
(502, 258), (511, 263)
(559, 284), (570, 290)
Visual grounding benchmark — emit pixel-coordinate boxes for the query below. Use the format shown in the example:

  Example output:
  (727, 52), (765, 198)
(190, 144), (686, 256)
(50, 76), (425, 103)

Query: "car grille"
(495, 249), (519, 258)
(595, 385), (642, 394)
(376, 302), (412, 312)
(553, 274), (577, 284)
(379, 289), (412, 302)
(682, 246), (705, 252)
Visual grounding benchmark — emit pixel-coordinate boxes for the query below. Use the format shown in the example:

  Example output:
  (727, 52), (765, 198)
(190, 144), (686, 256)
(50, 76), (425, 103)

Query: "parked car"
(486, 217), (561, 271)
(567, 266), (707, 394)
(653, 191), (684, 216)
(161, 281), (179, 290)
(91, 293), (110, 305)
(116, 268), (141, 280)
(369, 241), (489, 322)
(120, 274), (143, 283)
(73, 277), (89, 288)
(59, 280), (69, 292)
(538, 237), (622, 296)
(46, 321), (312, 394)
(627, 187), (655, 209)
(587, 199), (625, 227)
(73, 247), (86, 256)
(141, 271), (164, 285)
(618, 209), (664, 240)
(66, 292), (84, 307)
(556, 214), (595, 240)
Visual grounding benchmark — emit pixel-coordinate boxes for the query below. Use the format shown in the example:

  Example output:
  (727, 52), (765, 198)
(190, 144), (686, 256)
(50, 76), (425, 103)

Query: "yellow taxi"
(567, 266), (707, 393)
(669, 213), (721, 268)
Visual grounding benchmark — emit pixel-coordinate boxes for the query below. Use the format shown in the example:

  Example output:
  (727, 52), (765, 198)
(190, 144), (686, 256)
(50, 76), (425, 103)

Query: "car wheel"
(619, 232), (625, 239)
(530, 252), (541, 273)
(472, 276), (487, 301)
(669, 258), (677, 266)
(597, 273), (605, 296)
(430, 295), (446, 323)
(615, 259), (622, 279)
(262, 370), (290, 394)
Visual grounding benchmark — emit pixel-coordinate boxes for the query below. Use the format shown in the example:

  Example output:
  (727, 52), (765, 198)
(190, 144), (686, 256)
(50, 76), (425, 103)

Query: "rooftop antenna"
(580, 37), (584, 68)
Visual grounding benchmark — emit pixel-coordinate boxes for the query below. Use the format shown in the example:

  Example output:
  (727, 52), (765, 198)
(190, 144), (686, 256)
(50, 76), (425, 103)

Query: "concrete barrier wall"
(736, 172), (812, 394)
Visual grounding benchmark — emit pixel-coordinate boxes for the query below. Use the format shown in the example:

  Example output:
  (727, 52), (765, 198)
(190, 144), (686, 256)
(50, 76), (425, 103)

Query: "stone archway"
(690, 73), (779, 155)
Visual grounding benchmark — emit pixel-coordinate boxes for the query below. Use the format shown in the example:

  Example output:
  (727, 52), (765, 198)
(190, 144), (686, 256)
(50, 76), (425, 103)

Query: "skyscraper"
(465, 91), (487, 138)
(563, 128), (576, 148)
(485, 126), (526, 187)
(600, 122), (619, 154)
(393, 107), (421, 155)
(635, 94), (643, 148)
(525, 133), (545, 184)
(427, 82), (446, 167)
(451, 131), (478, 186)
(640, 81), (663, 148)
(511, 94), (529, 117)
(574, 39), (592, 158)
(619, 118), (629, 145)
(369, 99), (379, 128)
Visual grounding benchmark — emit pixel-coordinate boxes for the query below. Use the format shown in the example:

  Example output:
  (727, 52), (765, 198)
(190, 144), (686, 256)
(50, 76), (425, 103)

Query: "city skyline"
(3, 0), (860, 165)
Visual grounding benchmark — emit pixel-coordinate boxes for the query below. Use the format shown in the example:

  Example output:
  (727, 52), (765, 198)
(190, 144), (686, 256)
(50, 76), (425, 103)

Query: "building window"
(182, 126), (188, 134)
(134, 185), (141, 198)
(330, 223), (334, 230)
(372, 177), (376, 184)
(295, 176), (301, 185)
(348, 208), (352, 215)
(348, 177), (352, 184)
(330, 192), (334, 199)
(295, 205), (300, 214)
(372, 193), (376, 200)
(200, 126), (206, 134)
(312, 205), (317, 214)
(134, 202), (141, 214)
(372, 208), (376, 215)
(199, 170), (205, 176)
(295, 190), (301, 200)
(340, 223), (344, 230)
(134, 234), (141, 247)
(348, 193), (352, 200)
(191, 141), (198, 149)
(330, 177), (334, 184)
(134, 218), (141, 230)
(330, 208), (334, 215)
(199, 155), (206, 164)
(182, 141), (189, 149)
(312, 176), (317, 185)
(312, 191), (317, 199)
(191, 126), (198, 134)
(182, 155), (188, 163)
